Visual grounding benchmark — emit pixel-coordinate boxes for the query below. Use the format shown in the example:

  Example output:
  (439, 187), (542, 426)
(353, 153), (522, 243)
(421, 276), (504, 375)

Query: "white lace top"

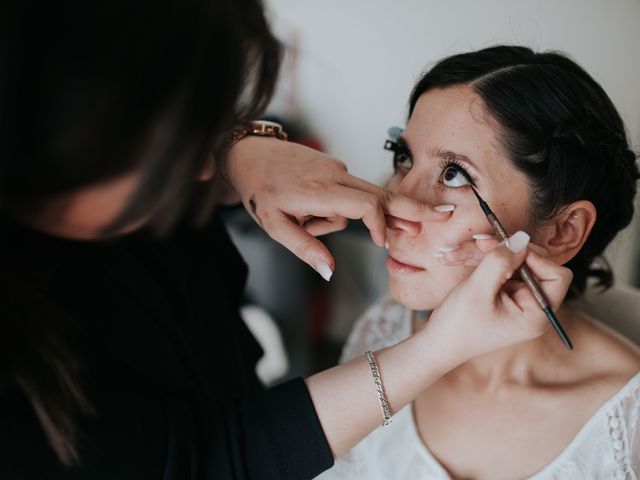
(316, 297), (640, 480)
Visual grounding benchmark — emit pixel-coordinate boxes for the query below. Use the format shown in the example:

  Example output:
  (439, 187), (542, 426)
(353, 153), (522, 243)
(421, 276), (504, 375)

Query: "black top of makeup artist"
(0, 213), (333, 479)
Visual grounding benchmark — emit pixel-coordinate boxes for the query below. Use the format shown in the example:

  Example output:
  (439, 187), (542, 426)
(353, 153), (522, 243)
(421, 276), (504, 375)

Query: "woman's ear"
(536, 200), (597, 265)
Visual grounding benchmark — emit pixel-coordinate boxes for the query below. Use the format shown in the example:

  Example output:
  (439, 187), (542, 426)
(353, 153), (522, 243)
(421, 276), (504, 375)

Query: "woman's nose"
(386, 215), (421, 236)
(393, 169), (429, 199)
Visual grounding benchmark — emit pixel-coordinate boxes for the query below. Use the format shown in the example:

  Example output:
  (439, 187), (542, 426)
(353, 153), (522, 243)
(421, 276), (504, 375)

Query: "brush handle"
(486, 213), (509, 242)
(517, 263), (550, 308)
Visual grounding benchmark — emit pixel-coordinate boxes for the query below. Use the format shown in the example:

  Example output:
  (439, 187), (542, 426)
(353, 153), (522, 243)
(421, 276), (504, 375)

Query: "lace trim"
(340, 296), (410, 364)
(608, 380), (640, 480)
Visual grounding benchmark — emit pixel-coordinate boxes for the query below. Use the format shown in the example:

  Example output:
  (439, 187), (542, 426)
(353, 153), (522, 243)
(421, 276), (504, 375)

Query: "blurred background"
(224, 0), (640, 383)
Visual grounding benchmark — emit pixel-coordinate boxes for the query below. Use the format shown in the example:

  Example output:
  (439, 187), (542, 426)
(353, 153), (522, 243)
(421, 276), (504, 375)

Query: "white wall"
(265, 0), (640, 283)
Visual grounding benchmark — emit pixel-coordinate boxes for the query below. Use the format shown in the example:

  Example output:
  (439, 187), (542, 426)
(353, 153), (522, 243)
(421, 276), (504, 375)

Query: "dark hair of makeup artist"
(0, 0), (281, 466)
(409, 45), (639, 297)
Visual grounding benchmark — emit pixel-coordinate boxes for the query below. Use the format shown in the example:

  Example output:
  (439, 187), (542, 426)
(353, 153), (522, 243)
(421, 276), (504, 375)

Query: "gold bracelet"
(365, 350), (392, 426)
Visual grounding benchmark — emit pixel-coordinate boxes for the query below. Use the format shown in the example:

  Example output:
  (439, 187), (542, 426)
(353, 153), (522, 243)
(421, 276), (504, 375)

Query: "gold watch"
(242, 120), (288, 141)
(215, 120), (289, 189)
(216, 120), (288, 161)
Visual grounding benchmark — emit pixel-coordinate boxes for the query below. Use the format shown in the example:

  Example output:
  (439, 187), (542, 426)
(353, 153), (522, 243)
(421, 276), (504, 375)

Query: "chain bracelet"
(365, 350), (392, 426)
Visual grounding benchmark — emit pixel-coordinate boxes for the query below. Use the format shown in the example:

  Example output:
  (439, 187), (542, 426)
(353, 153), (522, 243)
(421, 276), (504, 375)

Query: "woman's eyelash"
(384, 140), (479, 188)
(384, 140), (412, 170)
(438, 157), (479, 186)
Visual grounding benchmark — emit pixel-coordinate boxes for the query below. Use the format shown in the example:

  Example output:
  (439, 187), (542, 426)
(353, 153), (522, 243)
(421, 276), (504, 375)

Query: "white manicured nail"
(315, 262), (333, 281)
(438, 244), (460, 253)
(384, 240), (389, 250)
(506, 231), (530, 253)
(434, 204), (455, 212)
(472, 233), (494, 240)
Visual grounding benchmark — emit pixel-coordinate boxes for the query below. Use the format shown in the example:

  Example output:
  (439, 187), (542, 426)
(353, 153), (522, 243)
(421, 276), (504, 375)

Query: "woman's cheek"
(388, 264), (471, 311)
(429, 206), (488, 249)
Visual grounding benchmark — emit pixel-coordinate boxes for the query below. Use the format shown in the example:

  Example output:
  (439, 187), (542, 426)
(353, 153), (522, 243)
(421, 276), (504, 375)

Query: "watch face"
(250, 120), (287, 140)
(252, 120), (281, 129)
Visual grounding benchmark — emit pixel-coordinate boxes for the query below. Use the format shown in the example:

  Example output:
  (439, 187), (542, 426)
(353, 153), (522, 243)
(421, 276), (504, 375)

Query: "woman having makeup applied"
(317, 46), (640, 480)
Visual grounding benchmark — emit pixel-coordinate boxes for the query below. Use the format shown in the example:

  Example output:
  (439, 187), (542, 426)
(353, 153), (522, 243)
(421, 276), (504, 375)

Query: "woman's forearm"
(305, 325), (458, 459)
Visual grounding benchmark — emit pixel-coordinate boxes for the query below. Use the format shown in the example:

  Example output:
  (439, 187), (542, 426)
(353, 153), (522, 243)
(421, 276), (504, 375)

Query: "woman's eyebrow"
(435, 148), (481, 172)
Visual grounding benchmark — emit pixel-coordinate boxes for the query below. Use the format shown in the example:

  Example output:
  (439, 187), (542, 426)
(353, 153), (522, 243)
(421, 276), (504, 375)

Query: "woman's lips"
(386, 254), (425, 273)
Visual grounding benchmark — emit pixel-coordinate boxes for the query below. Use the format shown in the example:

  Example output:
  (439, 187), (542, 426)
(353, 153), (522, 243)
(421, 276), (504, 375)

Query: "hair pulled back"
(410, 46), (639, 295)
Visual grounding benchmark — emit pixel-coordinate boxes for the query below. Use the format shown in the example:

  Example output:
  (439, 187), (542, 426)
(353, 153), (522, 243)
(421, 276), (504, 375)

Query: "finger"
(469, 231), (530, 300)
(436, 241), (482, 267)
(339, 174), (454, 223)
(308, 185), (387, 246)
(303, 216), (349, 237)
(509, 283), (545, 313)
(522, 250), (573, 310)
(336, 172), (382, 196)
(266, 211), (336, 281)
(526, 242), (551, 258)
(472, 234), (550, 258)
(502, 279), (526, 297)
(386, 215), (421, 236)
(382, 188), (454, 223)
(436, 236), (497, 267)
(330, 185), (387, 247)
(471, 233), (500, 253)
(289, 185), (388, 246)
(296, 215), (314, 226)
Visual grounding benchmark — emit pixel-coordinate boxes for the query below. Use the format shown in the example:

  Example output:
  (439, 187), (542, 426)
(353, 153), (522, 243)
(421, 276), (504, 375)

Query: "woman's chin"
(388, 282), (442, 312)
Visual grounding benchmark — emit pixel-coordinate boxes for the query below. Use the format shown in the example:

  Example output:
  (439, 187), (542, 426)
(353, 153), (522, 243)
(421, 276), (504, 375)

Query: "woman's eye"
(394, 152), (413, 170)
(442, 165), (470, 187)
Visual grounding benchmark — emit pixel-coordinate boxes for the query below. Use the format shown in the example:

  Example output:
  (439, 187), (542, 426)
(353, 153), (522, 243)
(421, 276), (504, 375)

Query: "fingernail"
(434, 204), (455, 213)
(472, 233), (494, 240)
(438, 244), (460, 253)
(384, 240), (389, 250)
(506, 231), (530, 253)
(433, 251), (444, 258)
(315, 262), (333, 281)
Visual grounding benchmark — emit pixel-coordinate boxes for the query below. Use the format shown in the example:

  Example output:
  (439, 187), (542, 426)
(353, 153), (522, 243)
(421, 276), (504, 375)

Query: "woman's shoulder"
(555, 308), (640, 428)
(339, 296), (412, 363)
(570, 308), (640, 379)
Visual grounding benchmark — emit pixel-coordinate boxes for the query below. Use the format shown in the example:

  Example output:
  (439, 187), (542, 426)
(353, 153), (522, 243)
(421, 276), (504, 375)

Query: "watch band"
(215, 120), (288, 162)
(215, 120), (288, 189)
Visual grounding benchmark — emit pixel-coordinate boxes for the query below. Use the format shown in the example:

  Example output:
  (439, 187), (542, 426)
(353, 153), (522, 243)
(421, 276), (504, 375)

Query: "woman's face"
(386, 85), (535, 310)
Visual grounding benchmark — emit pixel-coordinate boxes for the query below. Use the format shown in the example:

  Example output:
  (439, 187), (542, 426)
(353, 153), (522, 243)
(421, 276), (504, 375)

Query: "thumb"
(267, 212), (335, 281)
(469, 231), (530, 299)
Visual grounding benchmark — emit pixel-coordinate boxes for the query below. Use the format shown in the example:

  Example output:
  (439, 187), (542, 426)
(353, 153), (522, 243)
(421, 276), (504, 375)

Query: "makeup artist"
(0, 1), (573, 479)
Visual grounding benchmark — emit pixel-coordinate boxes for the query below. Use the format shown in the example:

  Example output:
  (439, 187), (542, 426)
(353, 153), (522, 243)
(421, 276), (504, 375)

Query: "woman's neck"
(416, 305), (578, 389)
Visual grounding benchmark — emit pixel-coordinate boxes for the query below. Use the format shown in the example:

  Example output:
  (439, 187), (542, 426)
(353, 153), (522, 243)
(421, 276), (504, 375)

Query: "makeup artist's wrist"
(378, 326), (466, 412)
(212, 135), (270, 204)
(222, 136), (277, 199)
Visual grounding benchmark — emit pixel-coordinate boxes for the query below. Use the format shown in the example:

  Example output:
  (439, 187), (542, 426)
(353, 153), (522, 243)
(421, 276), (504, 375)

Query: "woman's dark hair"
(409, 45), (639, 296)
(0, 0), (281, 465)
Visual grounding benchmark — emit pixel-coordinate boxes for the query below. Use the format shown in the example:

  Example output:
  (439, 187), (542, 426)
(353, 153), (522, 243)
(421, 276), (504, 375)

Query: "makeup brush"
(470, 187), (573, 350)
